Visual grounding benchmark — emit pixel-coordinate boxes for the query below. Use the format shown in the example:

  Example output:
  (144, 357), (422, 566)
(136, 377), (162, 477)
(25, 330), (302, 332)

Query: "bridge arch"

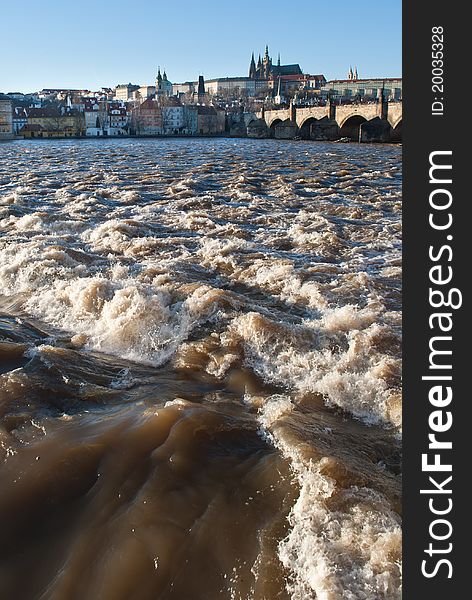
(299, 116), (318, 129)
(339, 115), (367, 141)
(269, 118), (283, 130)
(266, 114), (281, 127)
(299, 117), (318, 139)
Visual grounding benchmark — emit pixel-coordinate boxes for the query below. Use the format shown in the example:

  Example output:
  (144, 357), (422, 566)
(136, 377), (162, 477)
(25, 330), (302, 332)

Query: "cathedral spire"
(157, 67), (162, 81)
(249, 52), (256, 78)
(277, 53), (281, 67)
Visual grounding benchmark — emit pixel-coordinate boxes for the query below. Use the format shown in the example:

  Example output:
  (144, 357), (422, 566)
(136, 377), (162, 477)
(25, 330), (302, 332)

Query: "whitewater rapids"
(0, 138), (402, 600)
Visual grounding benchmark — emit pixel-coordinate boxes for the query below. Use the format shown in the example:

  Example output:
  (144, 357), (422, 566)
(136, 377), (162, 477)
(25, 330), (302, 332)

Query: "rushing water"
(0, 138), (402, 600)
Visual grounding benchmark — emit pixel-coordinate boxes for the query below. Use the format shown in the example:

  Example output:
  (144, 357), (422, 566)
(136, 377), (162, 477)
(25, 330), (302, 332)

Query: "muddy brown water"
(0, 139), (402, 600)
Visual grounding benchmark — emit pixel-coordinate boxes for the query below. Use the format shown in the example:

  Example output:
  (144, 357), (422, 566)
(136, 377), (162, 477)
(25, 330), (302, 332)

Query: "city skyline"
(1, 0), (401, 94)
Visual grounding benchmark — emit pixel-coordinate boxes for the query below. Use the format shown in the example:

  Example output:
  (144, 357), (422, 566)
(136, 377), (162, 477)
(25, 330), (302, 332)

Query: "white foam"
(228, 310), (399, 427)
(256, 395), (402, 600)
(23, 278), (226, 366)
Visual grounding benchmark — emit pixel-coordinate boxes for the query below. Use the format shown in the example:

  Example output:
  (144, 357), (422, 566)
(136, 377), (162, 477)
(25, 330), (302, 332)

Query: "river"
(0, 138), (402, 600)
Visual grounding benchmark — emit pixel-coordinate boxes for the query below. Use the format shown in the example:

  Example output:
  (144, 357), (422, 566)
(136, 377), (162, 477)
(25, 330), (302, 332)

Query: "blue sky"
(1, 0), (401, 93)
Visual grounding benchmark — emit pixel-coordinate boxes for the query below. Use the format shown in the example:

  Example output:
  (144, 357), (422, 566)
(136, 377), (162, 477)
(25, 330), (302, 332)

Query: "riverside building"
(321, 76), (402, 101)
(0, 95), (14, 139)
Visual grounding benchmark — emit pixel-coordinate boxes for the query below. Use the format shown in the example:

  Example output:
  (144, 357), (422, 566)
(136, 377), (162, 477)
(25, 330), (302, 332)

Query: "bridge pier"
(300, 117), (339, 141)
(360, 117), (393, 143)
(328, 97), (336, 121)
(273, 119), (298, 139)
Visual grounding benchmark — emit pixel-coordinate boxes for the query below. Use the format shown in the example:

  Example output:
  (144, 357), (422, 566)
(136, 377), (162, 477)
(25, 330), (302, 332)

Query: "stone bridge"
(255, 100), (402, 142)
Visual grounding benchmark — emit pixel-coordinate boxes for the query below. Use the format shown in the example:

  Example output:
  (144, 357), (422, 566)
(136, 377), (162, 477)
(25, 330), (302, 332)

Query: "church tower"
(262, 45), (272, 78)
(197, 75), (206, 104)
(156, 67), (172, 98)
(249, 53), (256, 78)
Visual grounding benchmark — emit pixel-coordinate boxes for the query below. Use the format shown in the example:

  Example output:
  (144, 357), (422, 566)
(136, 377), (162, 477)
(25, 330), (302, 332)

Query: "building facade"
(271, 73), (326, 92)
(108, 102), (128, 133)
(137, 86), (156, 101)
(196, 106), (225, 135)
(115, 83), (140, 101)
(84, 98), (104, 136)
(22, 106), (85, 137)
(183, 105), (198, 134)
(18, 108), (84, 138)
(162, 97), (184, 134)
(172, 81), (195, 97)
(0, 95), (13, 139)
(321, 78), (402, 101)
(131, 98), (163, 135)
(83, 99), (129, 136)
(204, 77), (269, 98)
(12, 107), (28, 134)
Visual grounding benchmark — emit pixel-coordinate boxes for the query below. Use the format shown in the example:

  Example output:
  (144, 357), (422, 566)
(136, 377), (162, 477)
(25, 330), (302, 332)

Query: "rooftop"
(20, 124), (44, 132)
(271, 74), (326, 81)
(271, 64), (303, 76)
(205, 77), (265, 83)
(326, 77), (402, 84)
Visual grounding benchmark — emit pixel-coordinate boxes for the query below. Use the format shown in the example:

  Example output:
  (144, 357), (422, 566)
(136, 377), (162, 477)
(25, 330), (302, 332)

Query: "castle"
(248, 46), (302, 80)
